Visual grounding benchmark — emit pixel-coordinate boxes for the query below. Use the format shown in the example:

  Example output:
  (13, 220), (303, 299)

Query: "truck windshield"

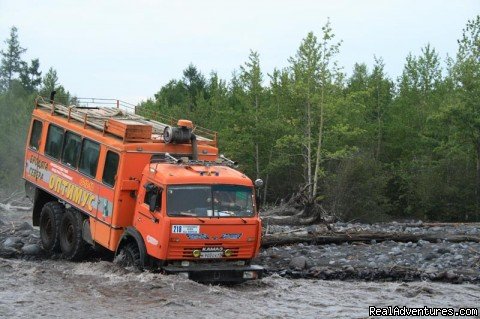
(167, 185), (254, 217)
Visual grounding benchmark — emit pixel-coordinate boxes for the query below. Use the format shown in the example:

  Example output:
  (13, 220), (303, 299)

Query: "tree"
(0, 26), (27, 90)
(20, 58), (42, 92)
(182, 64), (206, 111)
(39, 67), (70, 103)
(289, 32), (322, 198)
(368, 57), (393, 159)
(446, 15), (480, 218)
(239, 50), (263, 180)
(40, 67), (59, 95)
(312, 21), (342, 199)
(288, 20), (342, 201)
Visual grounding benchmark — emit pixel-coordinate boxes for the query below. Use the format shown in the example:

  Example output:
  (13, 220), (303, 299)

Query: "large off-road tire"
(116, 242), (142, 270)
(39, 201), (64, 252)
(59, 209), (87, 260)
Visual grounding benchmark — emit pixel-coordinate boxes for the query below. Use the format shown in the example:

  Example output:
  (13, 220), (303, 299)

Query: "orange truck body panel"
(23, 99), (262, 271)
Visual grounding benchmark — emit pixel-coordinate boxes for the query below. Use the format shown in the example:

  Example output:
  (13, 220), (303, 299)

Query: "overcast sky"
(0, 0), (478, 103)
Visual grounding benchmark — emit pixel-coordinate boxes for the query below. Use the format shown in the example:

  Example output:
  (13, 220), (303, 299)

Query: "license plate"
(172, 225), (200, 234)
(200, 251), (224, 259)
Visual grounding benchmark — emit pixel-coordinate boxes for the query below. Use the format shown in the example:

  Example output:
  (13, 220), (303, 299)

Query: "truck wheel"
(117, 242), (142, 270)
(39, 201), (64, 252)
(59, 209), (86, 260)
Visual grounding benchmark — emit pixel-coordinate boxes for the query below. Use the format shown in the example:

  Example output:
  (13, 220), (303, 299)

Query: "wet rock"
(18, 230), (33, 238)
(377, 255), (389, 262)
(436, 248), (451, 255)
(424, 253), (438, 261)
(17, 222), (33, 231)
(289, 256), (307, 270)
(3, 237), (23, 249)
(0, 246), (18, 258)
(445, 270), (458, 280)
(343, 265), (354, 273)
(417, 239), (429, 247)
(21, 244), (42, 255)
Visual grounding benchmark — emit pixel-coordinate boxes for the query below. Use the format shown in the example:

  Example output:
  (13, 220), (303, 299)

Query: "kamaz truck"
(23, 95), (263, 283)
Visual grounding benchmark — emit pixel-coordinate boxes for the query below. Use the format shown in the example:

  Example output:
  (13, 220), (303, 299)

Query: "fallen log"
(261, 232), (480, 248)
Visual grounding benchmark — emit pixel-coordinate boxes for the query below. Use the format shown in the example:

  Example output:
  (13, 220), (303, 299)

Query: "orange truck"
(23, 94), (264, 283)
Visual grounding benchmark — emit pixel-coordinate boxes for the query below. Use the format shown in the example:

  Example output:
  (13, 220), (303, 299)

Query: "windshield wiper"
(177, 212), (205, 223)
(238, 216), (247, 224)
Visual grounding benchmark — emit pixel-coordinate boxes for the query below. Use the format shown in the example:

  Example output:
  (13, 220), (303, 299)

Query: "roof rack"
(34, 96), (217, 146)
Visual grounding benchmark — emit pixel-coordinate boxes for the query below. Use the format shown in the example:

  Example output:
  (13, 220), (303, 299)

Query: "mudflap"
(162, 264), (264, 284)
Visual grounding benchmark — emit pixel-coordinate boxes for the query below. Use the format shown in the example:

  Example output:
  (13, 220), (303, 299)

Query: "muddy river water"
(0, 208), (479, 318)
(0, 257), (478, 319)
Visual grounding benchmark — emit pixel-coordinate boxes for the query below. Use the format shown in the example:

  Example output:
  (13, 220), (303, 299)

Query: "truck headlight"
(192, 250), (201, 258)
(224, 249), (232, 257)
(243, 271), (257, 279)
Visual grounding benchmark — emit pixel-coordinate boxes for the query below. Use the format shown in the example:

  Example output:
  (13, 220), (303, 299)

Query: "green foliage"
(2, 17), (480, 222)
(0, 26), (26, 91)
(0, 27), (70, 191)
(139, 16), (480, 222)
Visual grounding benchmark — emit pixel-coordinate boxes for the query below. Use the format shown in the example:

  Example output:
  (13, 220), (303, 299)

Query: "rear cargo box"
(106, 118), (152, 142)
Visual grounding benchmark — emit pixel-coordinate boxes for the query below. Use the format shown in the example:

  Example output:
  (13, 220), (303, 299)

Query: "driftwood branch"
(261, 232), (480, 248)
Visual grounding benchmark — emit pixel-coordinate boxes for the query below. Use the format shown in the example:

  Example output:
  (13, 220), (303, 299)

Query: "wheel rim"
(41, 214), (53, 245)
(66, 224), (74, 245)
(62, 218), (75, 250)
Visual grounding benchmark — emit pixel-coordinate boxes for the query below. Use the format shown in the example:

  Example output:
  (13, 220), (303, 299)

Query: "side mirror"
(149, 193), (158, 212)
(254, 179), (264, 188)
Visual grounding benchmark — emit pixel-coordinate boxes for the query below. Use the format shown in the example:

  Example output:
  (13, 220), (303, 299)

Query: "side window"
(144, 183), (161, 211)
(79, 139), (100, 177)
(62, 131), (82, 168)
(102, 151), (119, 187)
(45, 124), (64, 159)
(29, 120), (43, 150)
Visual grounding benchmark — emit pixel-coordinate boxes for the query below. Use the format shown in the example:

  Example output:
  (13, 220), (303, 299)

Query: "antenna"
(219, 154), (238, 167)
(165, 152), (182, 164)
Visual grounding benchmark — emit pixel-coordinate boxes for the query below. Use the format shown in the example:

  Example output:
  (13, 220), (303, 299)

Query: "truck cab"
(122, 162), (263, 283)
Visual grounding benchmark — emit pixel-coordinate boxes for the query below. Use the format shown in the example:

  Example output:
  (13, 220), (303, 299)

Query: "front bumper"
(162, 264), (264, 284)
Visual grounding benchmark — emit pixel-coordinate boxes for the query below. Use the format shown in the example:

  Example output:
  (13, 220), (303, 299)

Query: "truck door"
(134, 182), (163, 255)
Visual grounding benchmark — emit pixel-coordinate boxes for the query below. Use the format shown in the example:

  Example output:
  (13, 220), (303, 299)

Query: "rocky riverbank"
(0, 221), (43, 259)
(257, 222), (480, 283)
(1, 204), (479, 283)
(257, 239), (480, 283)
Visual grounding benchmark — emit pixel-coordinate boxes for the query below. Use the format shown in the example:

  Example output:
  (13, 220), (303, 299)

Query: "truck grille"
(168, 242), (255, 259)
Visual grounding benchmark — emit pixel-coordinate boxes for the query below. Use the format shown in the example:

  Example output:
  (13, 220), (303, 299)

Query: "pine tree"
(20, 58), (42, 92)
(40, 67), (59, 95)
(240, 50), (263, 180)
(182, 64), (206, 111)
(0, 26), (27, 90)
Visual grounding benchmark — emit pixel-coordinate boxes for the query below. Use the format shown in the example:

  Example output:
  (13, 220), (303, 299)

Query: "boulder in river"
(2, 237), (23, 249)
(21, 244), (42, 255)
(17, 222), (33, 231)
(289, 256), (308, 270)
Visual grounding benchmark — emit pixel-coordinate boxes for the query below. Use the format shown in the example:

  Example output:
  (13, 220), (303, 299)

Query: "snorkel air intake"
(163, 119), (198, 160)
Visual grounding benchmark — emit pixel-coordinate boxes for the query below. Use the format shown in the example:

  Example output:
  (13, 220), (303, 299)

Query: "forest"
(0, 16), (479, 222)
